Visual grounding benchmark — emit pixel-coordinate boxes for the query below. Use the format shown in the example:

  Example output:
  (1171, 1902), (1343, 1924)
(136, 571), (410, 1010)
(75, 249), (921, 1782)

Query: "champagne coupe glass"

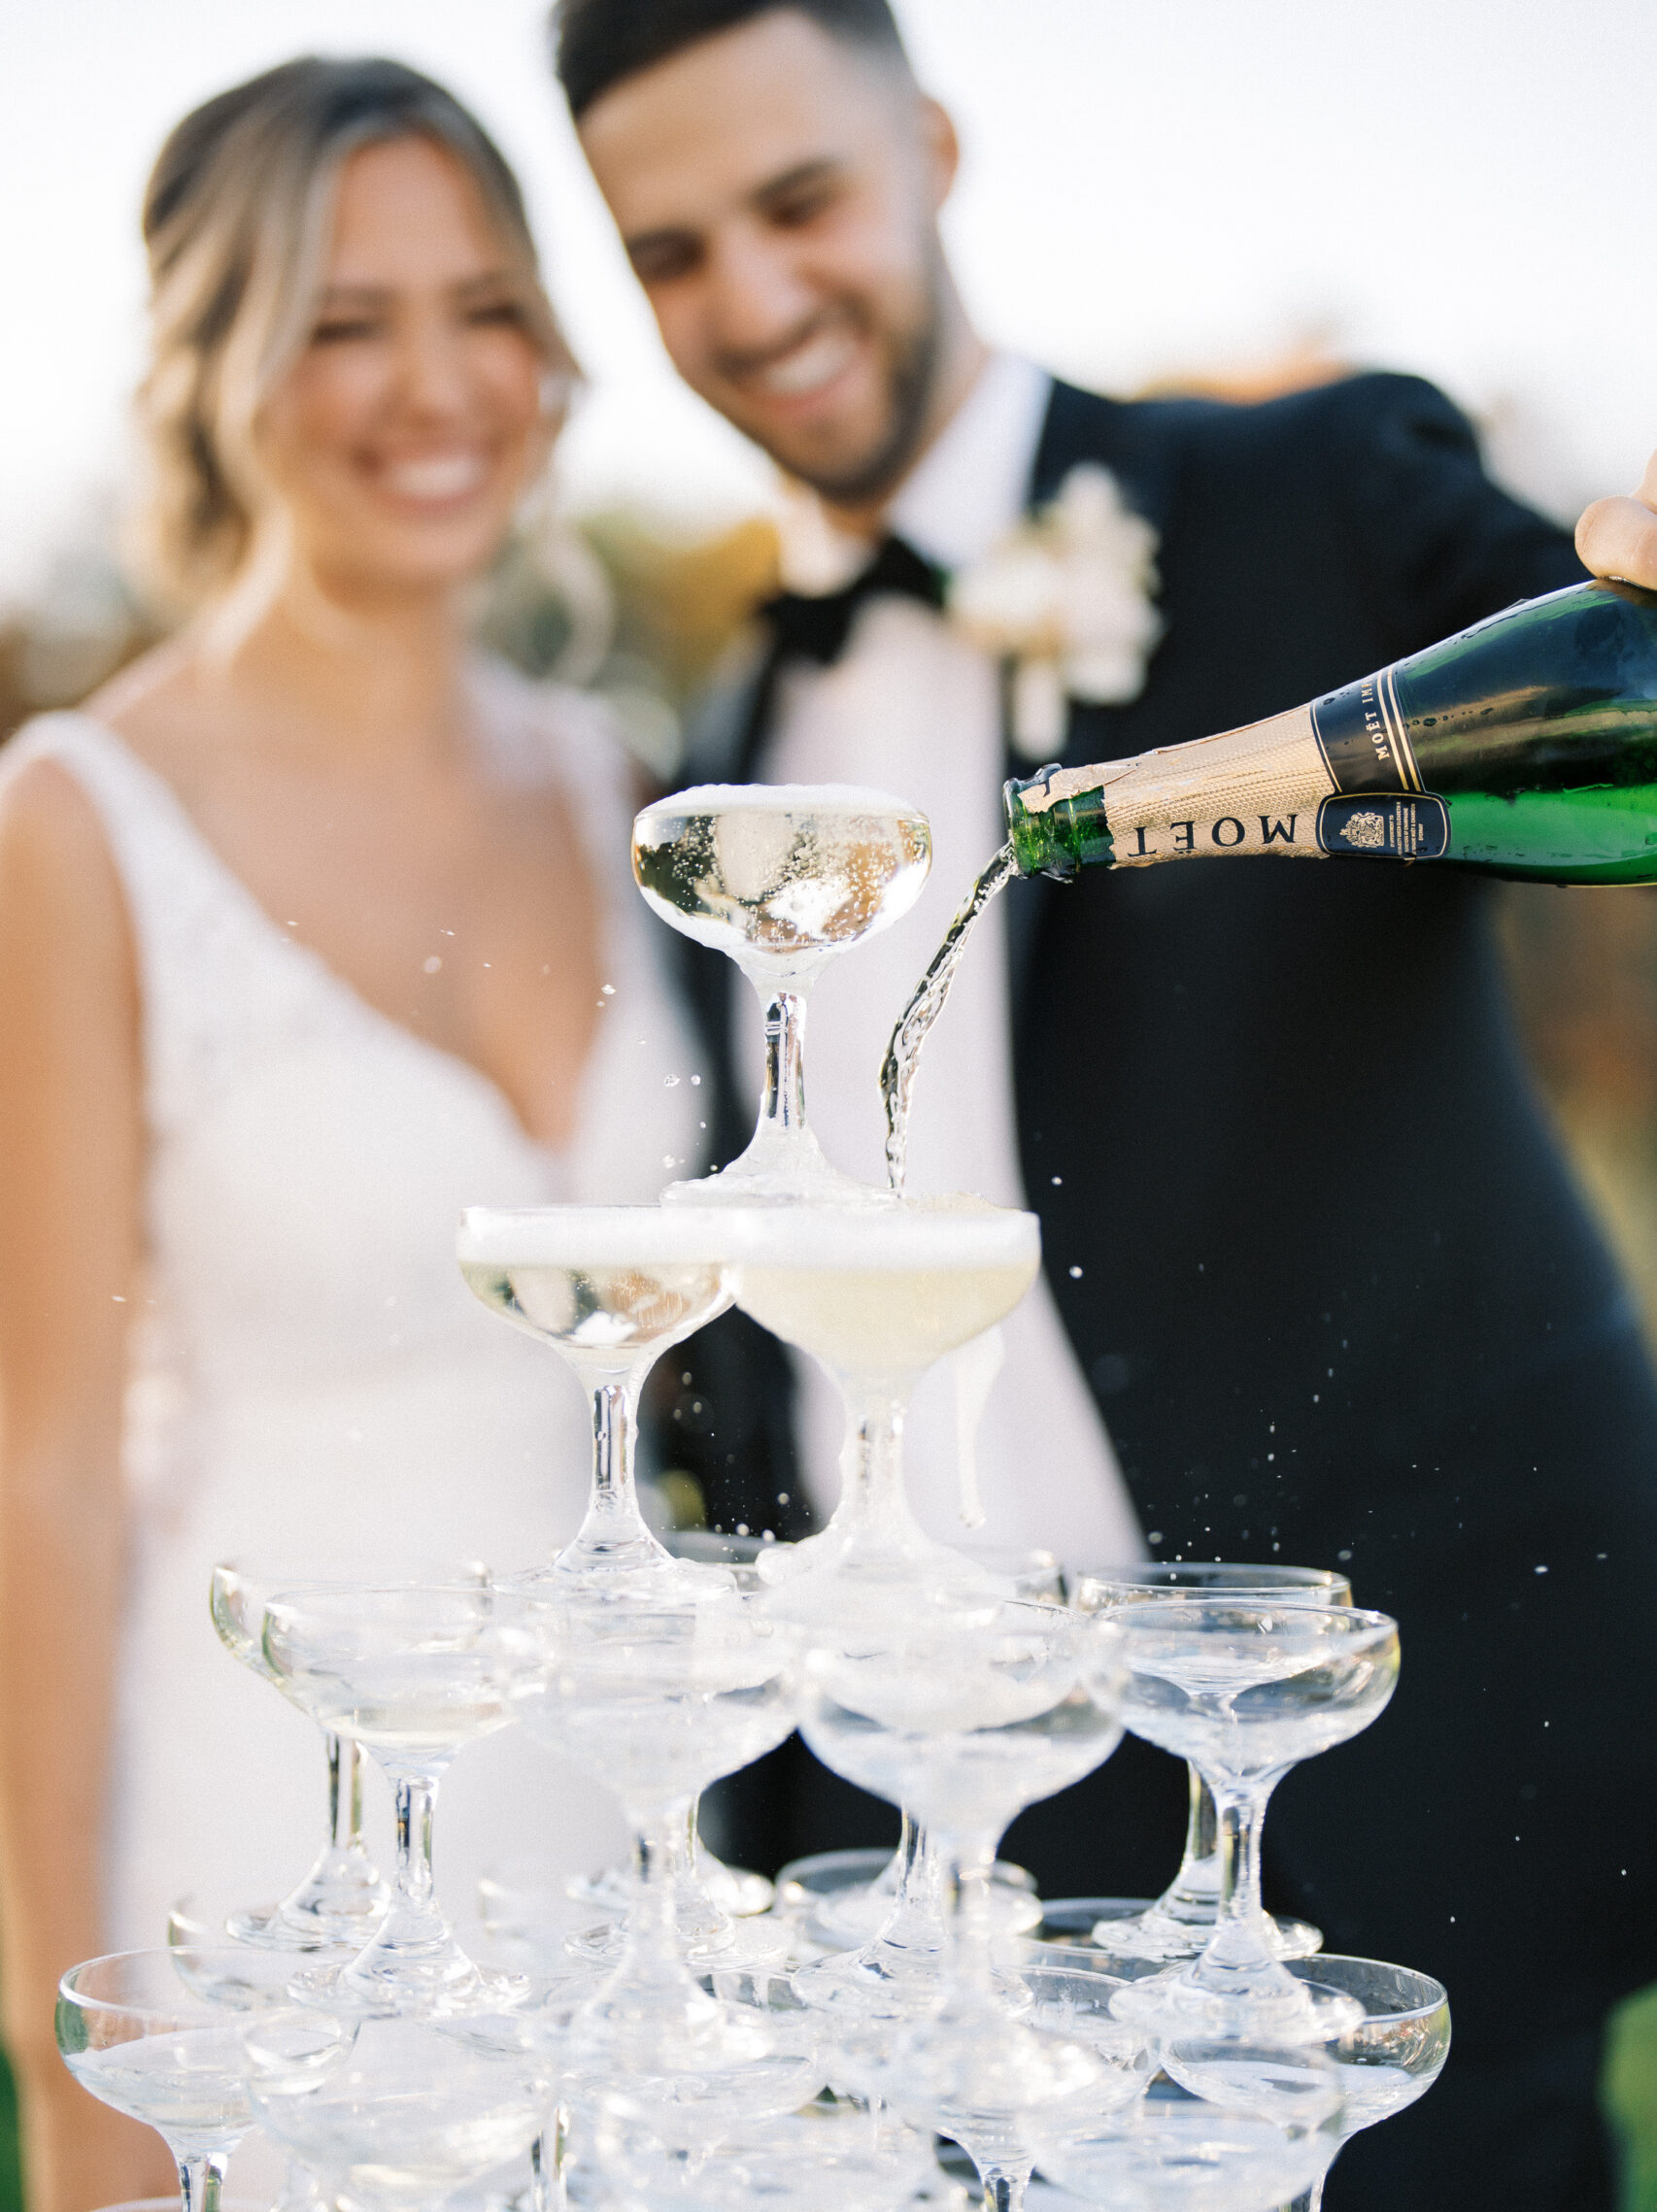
(1035, 2045), (1344, 2212)
(727, 1199), (1042, 1601)
(558, 1543), (798, 1978)
(244, 2009), (555, 2212)
(457, 1204), (736, 1587)
(1102, 1600), (1401, 2042)
(210, 1562), (389, 1952)
(631, 782), (931, 1204)
(797, 1594), (1133, 2180)
(800, 1548), (1062, 2022)
(1072, 1563), (1352, 1964)
(1269, 1956), (1450, 2210)
(261, 1581), (547, 2016)
(922, 1961), (1154, 2212)
(519, 1578), (807, 2092)
(56, 1949), (285, 2212)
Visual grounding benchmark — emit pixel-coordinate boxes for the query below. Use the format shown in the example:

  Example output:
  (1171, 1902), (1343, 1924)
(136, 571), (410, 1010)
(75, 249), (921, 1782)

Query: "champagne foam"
(638, 782), (924, 820)
(457, 1203), (756, 1268)
(722, 1194), (1040, 1272)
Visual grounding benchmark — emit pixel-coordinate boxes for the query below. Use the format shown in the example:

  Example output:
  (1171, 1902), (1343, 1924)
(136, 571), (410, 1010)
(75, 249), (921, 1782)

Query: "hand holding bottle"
(1576, 449), (1657, 588)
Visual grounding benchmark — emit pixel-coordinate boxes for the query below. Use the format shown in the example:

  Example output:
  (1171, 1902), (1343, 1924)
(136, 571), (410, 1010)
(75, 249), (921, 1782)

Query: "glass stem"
(395, 1772), (440, 1912)
(626, 1795), (693, 1961)
(531, 2108), (570, 2212)
(760, 989), (807, 1139)
(568, 1370), (659, 1563)
(978, 2163), (1031, 2211)
(936, 1828), (1001, 1999)
(834, 1378), (927, 1552)
(325, 1732), (366, 1850)
(176, 2153), (226, 2212)
(1205, 1774), (1279, 1968)
(1152, 1762), (1222, 1921)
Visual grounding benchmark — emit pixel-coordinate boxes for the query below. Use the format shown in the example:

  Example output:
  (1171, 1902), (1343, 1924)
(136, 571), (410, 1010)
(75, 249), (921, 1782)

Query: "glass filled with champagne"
(632, 783), (931, 1203)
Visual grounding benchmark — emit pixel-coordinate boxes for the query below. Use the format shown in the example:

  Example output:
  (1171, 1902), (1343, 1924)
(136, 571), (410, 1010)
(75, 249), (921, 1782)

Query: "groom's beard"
(800, 292), (941, 511)
(712, 251), (948, 511)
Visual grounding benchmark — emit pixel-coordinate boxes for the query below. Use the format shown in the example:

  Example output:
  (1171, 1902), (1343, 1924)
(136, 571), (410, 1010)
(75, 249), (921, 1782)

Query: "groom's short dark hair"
(553, 0), (908, 119)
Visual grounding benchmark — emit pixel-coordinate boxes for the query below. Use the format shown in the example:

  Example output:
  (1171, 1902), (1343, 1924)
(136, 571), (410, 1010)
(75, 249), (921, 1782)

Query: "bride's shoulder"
(468, 652), (629, 791)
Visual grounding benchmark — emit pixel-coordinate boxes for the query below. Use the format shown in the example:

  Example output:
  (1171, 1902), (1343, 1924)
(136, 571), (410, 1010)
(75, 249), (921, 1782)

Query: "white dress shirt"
(743, 352), (1145, 1571)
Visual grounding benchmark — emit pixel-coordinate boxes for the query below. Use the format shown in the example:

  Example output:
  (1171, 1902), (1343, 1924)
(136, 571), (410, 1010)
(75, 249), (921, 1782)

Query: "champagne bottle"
(1003, 578), (1657, 886)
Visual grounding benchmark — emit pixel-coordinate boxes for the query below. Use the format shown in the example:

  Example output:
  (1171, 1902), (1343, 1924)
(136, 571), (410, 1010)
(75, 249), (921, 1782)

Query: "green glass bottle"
(1003, 578), (1657, 886)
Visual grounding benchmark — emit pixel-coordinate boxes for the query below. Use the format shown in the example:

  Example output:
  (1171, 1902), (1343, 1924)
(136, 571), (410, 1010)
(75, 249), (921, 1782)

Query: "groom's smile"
(576, 8), (978, 517)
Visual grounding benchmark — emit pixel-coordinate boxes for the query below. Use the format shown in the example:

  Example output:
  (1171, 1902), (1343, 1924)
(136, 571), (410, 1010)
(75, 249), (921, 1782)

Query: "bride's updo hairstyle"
(134, 55), (570, 615)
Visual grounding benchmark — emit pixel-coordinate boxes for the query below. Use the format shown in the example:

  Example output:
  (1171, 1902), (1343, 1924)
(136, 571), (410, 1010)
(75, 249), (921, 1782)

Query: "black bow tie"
(761, 533), (949, 668)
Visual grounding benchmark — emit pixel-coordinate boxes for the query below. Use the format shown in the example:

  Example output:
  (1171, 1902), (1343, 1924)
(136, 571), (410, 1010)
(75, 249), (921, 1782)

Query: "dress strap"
(2, 713), (346, 1134)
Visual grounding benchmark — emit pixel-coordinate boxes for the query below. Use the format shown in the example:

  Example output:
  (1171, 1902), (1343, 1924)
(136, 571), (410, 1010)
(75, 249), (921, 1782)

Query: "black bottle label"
(1317, 793), (1448, 857)
(1311, 671), (1424, 794)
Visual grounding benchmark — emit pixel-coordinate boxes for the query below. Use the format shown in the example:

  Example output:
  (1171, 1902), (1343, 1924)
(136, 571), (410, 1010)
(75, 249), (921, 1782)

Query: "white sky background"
(0, 0), (1653, 602)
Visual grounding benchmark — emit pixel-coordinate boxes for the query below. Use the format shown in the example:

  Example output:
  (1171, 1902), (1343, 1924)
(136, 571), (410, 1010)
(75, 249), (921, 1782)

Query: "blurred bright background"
(4, 0), (1657, 593)
(4, 2), (1657, 2192)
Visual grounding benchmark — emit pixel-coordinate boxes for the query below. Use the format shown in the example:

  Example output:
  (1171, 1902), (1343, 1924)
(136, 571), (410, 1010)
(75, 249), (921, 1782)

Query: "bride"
(0, 56), (698, 2210)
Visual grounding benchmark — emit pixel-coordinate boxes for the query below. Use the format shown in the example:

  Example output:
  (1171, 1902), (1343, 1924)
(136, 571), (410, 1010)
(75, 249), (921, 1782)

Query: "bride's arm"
(0, 759), (169, 2212)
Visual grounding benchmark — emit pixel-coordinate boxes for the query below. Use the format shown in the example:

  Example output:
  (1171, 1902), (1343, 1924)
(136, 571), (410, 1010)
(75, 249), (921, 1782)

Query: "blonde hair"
(132, 55), (571, 615)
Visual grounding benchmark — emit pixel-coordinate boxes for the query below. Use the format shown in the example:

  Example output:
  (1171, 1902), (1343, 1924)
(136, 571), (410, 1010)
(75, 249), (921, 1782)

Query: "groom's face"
(578, 10), (956, 505)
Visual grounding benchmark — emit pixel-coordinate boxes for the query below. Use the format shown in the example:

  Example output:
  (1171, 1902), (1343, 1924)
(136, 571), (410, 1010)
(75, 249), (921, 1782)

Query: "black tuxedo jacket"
(667, 373), (1657, 2061)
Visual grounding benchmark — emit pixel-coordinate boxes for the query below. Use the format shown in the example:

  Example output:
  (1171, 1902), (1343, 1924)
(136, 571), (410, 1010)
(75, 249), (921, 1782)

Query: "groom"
(554, 4), (1657, 2203)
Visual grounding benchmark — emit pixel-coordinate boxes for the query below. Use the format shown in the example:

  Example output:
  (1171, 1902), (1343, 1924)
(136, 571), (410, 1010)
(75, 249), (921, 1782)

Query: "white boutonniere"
(947, 463), (1164, 759)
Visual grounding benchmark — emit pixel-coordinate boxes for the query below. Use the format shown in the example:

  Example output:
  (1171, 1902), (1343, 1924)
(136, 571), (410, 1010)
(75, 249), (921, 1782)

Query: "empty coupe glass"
(209, 1562), (389, 1952)
(520, 1578), (803, 2083)
(1073, 1563), (1352, 1964)
(1270, 1955), (1450, 2208)
(244, 2009), (554, 2212)
(798, 1594), (1133, 2184)
(1036, 2046), (1344, 2211)
(56, 1950), (280, 2212)
(632, 783), (931, 1203)
(1102, 1601), (1400, 2041)
(261, 1581), (546, 2016)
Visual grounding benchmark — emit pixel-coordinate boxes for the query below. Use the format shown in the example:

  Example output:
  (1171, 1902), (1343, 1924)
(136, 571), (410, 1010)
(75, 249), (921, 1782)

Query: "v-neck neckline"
(63, 711), (569, 1162)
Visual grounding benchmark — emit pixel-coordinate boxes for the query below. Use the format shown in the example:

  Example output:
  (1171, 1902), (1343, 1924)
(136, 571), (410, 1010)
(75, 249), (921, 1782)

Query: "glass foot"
(812, 1866), (1040, 1948)
(510, 1533), (711, 1594)
(569, 1852), (774, 1924)
(855, 1994), (1103, 2123)
(294, 1936), (526, 2019)
(1089, 1898), (1323, 1965)
(660, 1121), (893, 1211)
(225, 1847), (389, 1954)
(1109, 1958), (1364, 2043)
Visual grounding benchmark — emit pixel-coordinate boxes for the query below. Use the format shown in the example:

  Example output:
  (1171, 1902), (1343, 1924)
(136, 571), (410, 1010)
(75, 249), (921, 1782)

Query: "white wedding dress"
(5, 662), (702, 1956)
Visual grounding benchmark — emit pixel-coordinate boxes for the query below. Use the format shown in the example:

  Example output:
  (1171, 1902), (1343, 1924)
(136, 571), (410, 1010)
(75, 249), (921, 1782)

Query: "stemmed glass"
(1101, 1600), (1401, 2041)
(795, 1548), (1061, 2022)
(209, 1563), (389, 1952)
(1035, 2044), (1344, 2212)
(727, 1199), (1042, 1602)
(243, 2009), (555, 2212)
(518, 1578), (807, 2092)
(798, 1594), (1135, 2210)
(1270, 1955), (1450, 2208)
(1073, 1563), (1351, 1963)
(56, 1950), (277, 2212)
(632, 783), (931, 1203)
(457, 1203), (736, 1587)
(261, 1581), (546, 2016)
